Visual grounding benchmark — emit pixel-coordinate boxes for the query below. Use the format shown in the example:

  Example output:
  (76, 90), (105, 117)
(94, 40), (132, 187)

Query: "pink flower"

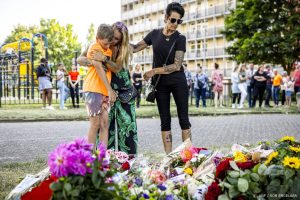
(180, 146), (198, 162)
(149, 170), (167, 184)
(48, 143), (76, 177)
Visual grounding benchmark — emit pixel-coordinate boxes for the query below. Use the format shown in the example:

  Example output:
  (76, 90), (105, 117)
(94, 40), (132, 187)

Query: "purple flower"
(72, 148), (95, 176)
(143, 193), (150, 199)
(166, 195), (174, 200)
(68, 138), (93, 152)
(97, 142), (107, 161)
(157, 184), (167, 191)
(48, 143), (75, 177)
(135, 177), (143, 186)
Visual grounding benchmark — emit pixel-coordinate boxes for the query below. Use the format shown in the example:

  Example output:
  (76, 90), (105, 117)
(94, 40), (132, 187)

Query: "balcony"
(185, 47), (228, 60)
(186, 26), (224, 40)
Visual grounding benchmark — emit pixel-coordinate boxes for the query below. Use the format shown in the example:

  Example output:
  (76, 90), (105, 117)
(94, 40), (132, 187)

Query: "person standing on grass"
(211, 63), (224, 108)
(132, 64), (143, 108)
(231, 66), (241, 109)
(56, 63), (69, 110)
(36, 58), (54, 110)
(131, 2), (191, 154)
(68, 65), (80, 108)
(194, 66), (208, 108)
(237, 64), (247, 109)
(272, 69), (282, 107)
(264, 65), (273, 107)
(246, 63), (255, 108)
(253, 65), (267, 108)
(292, 64), (300, 112)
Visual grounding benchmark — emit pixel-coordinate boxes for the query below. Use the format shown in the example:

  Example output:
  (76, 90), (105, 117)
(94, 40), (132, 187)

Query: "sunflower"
(265, 151), (278, 165)
(279, 136), (295, 143)
(282, 156), (300, 169)
(290, 146), (300, 153)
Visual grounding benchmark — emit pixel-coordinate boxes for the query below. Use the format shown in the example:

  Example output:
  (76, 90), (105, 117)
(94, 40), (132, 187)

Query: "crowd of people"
(183, 62), (300, 111)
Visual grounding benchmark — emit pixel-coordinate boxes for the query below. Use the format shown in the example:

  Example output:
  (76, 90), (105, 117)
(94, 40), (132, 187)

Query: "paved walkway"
(0, 114), (299, 163)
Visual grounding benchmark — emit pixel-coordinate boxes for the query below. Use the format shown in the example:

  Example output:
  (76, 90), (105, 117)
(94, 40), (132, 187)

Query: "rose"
(205, 181), (222, 200)
(121, 161), (130, 171)
(215, 158), (233, 180)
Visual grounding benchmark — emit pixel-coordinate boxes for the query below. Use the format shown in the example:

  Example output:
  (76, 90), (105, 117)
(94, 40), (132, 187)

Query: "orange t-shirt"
(83, 42), (112, 96)
(68, 71), (79, 81)
(273, 74), (282, 86)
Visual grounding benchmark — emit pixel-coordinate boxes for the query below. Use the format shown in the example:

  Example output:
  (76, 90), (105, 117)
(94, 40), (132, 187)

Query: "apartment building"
(121, 0), (236, 76)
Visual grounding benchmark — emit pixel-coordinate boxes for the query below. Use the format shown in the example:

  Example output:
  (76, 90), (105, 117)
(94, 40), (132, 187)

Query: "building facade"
(121, 0), (236, 76)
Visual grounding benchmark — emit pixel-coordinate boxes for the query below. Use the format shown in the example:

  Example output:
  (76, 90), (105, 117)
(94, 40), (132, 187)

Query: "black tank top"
(132, 72), (142, 86)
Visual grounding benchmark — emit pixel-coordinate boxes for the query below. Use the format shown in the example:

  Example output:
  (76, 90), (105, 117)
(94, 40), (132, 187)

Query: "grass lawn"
(0, 158), (47, 200)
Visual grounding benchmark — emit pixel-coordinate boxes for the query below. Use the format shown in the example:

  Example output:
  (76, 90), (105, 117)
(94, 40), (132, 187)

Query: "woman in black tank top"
(132, 64), (143, 108)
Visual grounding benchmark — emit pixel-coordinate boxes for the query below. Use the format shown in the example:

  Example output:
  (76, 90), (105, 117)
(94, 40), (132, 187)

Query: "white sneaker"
(42, 107), (46, 110)
(47, 105), (55, 110)
(60, 107), (68, 110)
(232, 104), (236, 109)
(238, 105), (244, 109)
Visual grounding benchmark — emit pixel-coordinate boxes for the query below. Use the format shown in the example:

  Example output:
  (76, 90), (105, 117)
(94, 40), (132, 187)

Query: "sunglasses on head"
(169, 18), (183, 24)
(114, 21), (128, 32)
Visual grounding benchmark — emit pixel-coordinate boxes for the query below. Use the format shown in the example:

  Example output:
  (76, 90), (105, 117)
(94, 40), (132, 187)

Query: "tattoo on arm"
(106, 60), (123, 73)
(164, 51), (184, 73)
(131, 40), (148, 53)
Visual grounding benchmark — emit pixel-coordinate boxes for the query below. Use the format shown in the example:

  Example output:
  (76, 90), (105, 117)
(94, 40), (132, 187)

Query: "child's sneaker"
(47, 105), (55, 110)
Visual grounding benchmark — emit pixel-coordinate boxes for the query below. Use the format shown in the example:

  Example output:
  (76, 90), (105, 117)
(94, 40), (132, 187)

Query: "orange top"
(68, 71), (79, 81)
(83, 42), (112, 96)
(273, 74), (282, 86)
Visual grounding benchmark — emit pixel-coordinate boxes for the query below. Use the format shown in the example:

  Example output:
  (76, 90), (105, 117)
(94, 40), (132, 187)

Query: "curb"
(0, 111), (298, 123)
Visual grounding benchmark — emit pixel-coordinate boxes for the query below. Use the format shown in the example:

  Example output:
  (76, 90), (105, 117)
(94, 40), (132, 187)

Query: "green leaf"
(224, 182), (233, 189)
(250, 173), (260, 182)
(227, 177), (238, 185)
(50, 182), (62, 191)
(70, 189), (80, 196)
(64, 182), (72, 192)
(228, 187), (240, 198)
(218, 193), (230, 200)
(258, 164), (267, 175)
(237, 178), (249, 192)
(229, 161), (240, 171)
(228, 171), (240, 178)
(284, 168), (295, 180)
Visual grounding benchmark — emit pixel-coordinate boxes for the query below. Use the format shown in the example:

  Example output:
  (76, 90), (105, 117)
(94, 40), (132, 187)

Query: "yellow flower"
(279, 136), (295, 143)
(233, 151), (247, 162)
(290, 146), (300, 153)
(282, 156), (300, 169)
(184, 167), (193, 175)
(265, 151), (278, 165)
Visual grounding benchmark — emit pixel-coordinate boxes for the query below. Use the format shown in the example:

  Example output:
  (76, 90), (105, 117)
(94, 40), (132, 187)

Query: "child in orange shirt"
(83, 24), (117, 148)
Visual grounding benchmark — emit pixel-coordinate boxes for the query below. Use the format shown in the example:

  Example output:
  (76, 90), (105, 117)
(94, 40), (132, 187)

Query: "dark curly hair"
(165, 2), (185, 18)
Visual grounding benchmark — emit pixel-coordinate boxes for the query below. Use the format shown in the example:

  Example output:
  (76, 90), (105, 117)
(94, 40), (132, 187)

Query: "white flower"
(191, 157), (197, 163)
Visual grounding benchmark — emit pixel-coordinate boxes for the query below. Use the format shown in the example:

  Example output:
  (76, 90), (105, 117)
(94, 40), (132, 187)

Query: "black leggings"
(253, 86), (266, 107)
(232, 93), (241, 104)
(156, 75), (191, 131)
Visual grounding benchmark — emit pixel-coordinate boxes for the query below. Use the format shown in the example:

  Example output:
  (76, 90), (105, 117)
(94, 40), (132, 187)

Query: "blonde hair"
(112, 22), (132, 69)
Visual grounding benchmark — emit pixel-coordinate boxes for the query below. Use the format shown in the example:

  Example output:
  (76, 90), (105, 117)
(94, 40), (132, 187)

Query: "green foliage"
(3, 19), (81, 71)
(86, 23), (95, 49)
(223, 0), (300, 72)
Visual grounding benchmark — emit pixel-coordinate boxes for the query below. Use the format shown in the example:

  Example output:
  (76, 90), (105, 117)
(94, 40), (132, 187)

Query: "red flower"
(196, 147), (208, 153)
(121, 161), (130, 171)
(205, 181), (222, 200)
(236, 161), (256, 170)
(215, 158), (233, 180)
(237, 196), (246, 200)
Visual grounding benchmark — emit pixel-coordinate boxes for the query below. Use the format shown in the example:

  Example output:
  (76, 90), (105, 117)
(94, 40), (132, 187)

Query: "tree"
(86, 23), (95, 48)
(4, 19), (82, 70)
(223, 0), (300, 72)
(4, 24), (39, 44)
(39, 19), (81, 69)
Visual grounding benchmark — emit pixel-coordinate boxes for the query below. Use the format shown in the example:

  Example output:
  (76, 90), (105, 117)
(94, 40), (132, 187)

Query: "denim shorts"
(84, 92), (109, 117)
(286, 91), (293, 97)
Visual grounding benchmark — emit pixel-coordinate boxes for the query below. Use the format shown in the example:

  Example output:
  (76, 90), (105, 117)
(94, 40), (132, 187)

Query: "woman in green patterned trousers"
(78, 22), (137, 155)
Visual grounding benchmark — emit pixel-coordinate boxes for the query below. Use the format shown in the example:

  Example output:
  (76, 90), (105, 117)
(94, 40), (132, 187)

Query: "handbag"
(116, 70), (138, 103)
(117, 86), (138, 103)
(145, 38), (179, 103)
